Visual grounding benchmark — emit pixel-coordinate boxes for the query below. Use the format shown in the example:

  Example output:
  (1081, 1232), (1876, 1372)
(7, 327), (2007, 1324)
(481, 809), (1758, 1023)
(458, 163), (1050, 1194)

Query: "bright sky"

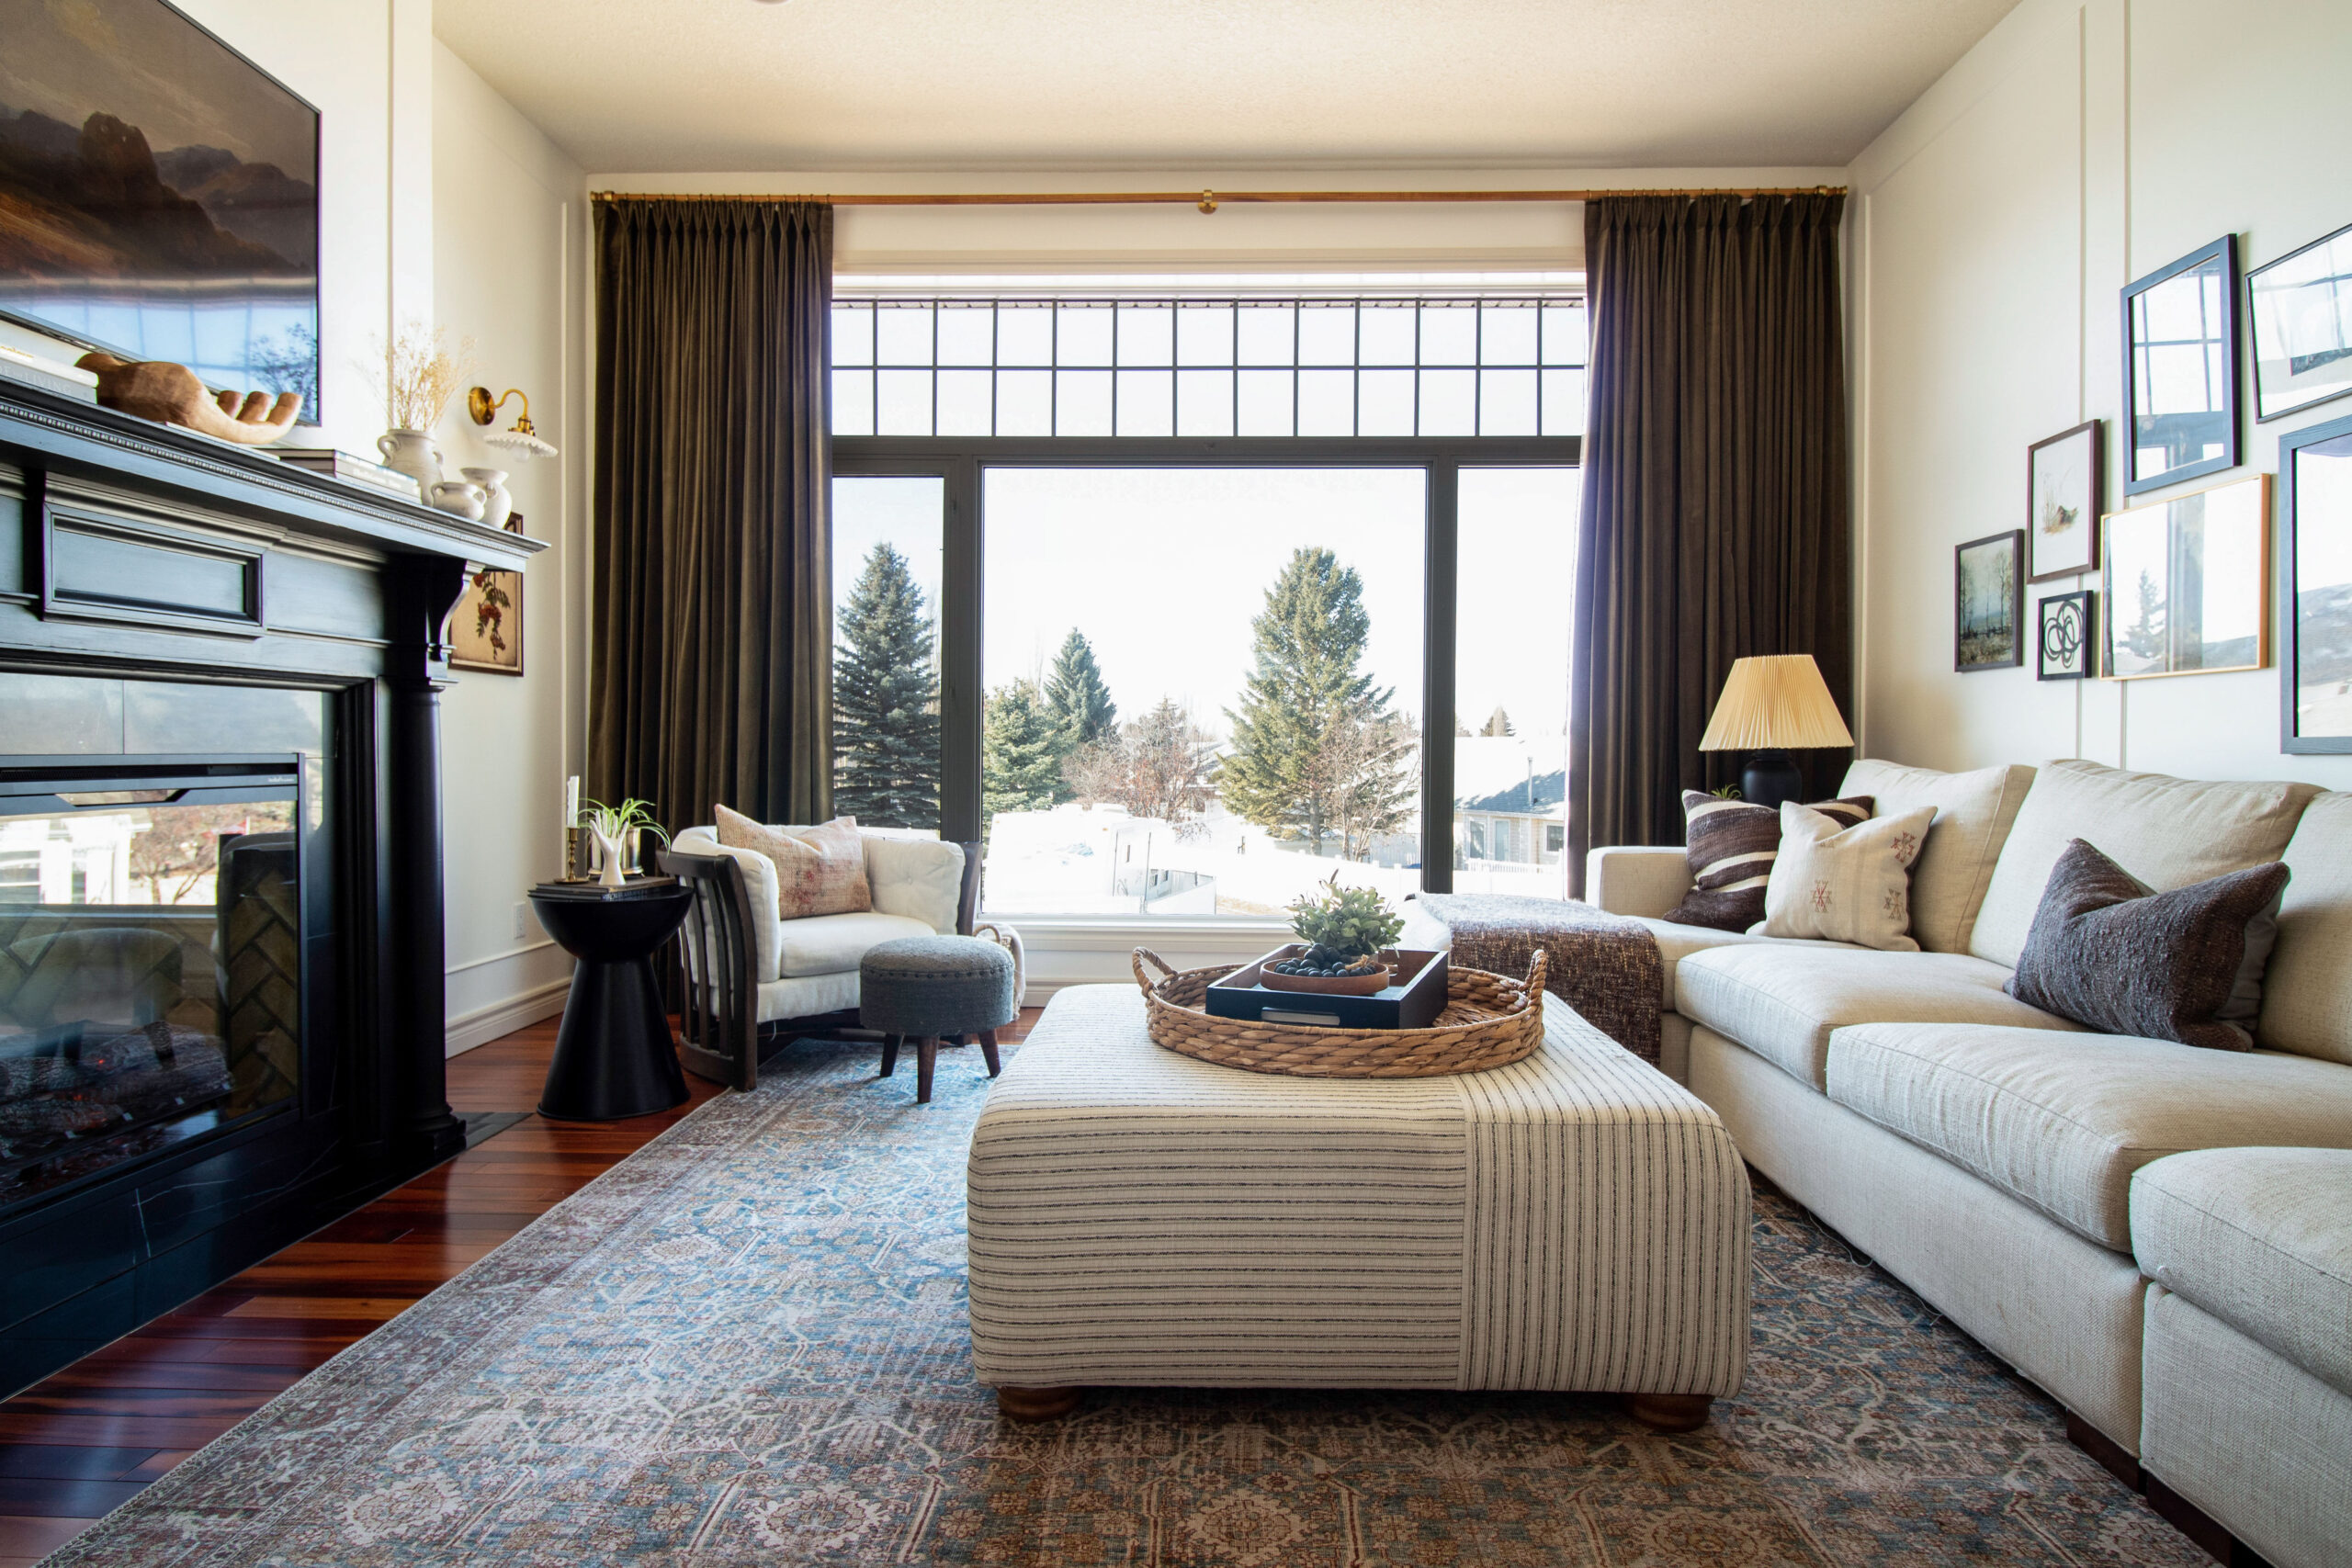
(831, 466), (1577, 740)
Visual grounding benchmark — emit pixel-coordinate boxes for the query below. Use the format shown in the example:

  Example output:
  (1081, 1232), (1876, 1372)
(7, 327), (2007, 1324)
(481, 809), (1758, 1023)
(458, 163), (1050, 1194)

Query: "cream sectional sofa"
(1587, 759), (2352, 1566)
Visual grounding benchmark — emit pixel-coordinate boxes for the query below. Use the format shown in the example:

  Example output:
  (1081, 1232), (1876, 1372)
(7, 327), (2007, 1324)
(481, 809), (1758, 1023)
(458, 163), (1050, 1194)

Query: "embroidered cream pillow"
(1752, 801), (1937, 951)
(715, 805), (872, 919)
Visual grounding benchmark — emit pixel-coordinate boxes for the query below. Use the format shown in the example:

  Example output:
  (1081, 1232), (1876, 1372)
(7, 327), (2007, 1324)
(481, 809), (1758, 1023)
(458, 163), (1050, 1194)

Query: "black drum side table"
(529, 878), (694, 1121)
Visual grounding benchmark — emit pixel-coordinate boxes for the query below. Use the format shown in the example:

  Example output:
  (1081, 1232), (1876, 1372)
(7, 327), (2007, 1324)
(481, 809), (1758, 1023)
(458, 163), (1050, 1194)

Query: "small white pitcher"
(461, 467), (513, 529)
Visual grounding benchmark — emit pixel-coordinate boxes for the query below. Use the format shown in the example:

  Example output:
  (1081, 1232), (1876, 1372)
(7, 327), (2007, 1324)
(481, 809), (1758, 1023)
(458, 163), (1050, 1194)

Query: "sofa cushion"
(777, 911), (937, 978)
(2261, 791), (2352, 1066)
(1676, 946), (2075, 1091)
(1664, 792), (1871, 932)
(1970, 761), (2317, 970)
(1630, 918), (1860, 1009)
(863, 834), (966, 933)
(2007, 840), (2290, 1052)
(1827, 1023), (2352, 1251)
(1839, 759), (2036, 955)
(1754, 802), (1938, 951)
(2132, 1147), (2352, 1399)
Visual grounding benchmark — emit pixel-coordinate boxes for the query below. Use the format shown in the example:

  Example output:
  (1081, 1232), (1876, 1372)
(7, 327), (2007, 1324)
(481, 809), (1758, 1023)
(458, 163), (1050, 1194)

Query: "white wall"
(1848, 0), (2352, 788)
(432, 43), (591, 1052)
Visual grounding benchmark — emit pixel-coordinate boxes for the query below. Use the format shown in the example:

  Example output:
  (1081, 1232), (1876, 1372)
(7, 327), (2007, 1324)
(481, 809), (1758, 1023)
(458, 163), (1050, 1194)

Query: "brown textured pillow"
(716, 805), (873, 919)
(1665, 792), (1874, 931)
(2005, 839), (2290, 1051)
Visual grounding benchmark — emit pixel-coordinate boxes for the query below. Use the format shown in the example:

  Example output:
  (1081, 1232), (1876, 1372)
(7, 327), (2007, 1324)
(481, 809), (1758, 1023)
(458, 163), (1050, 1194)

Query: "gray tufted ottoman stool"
(859, 935), (1017, 1103)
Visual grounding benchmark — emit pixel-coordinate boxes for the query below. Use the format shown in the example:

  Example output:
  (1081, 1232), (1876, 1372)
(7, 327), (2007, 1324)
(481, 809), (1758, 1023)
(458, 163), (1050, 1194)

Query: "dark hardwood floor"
(0, 1010), (1041, 1565)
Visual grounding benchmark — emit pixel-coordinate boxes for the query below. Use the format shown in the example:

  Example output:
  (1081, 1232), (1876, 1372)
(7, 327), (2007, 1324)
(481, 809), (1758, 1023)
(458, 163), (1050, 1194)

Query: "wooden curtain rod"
(590, 186), (1846, 210)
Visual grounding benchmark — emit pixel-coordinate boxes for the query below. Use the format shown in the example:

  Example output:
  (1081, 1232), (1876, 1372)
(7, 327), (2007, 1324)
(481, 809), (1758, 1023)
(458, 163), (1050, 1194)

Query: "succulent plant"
(1285, 874), (1404, 967)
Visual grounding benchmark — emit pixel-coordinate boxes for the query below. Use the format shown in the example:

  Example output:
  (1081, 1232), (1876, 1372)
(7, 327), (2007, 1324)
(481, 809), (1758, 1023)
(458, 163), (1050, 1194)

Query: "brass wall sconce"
(467, 386), (559, 459)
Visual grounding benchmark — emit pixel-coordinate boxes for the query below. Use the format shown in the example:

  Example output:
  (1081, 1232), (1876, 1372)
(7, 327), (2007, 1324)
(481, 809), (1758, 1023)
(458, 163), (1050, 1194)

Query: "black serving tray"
(1205, 946), (1449, 1030)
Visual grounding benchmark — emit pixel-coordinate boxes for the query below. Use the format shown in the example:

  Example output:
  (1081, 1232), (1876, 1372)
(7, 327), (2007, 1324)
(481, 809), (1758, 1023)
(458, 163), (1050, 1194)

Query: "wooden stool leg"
(978, 1027), (1003, 1077)
(916, 1036), (939, 1103)
(879, 1035), (899, 1078)
(1624, 1393), (1713, 1432)
(998, 1385), (1082, 1422)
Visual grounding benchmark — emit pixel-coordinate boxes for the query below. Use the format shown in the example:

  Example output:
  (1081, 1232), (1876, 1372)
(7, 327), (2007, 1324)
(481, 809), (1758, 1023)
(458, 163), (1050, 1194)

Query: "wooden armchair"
(657, 833), (996, 1090)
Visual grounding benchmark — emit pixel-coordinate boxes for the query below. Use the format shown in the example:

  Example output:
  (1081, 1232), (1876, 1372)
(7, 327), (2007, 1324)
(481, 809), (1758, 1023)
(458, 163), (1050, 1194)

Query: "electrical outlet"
(514, 901), (528, 941)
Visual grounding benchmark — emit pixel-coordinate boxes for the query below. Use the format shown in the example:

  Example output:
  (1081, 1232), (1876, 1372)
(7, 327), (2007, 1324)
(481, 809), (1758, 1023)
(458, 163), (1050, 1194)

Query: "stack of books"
(269, 448), (423, 503)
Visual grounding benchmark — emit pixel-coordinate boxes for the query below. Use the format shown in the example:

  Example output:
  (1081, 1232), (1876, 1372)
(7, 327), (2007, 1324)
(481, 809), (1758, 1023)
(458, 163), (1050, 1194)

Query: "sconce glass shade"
(468, 385), (559, 460)
(484, 427), (559, 459)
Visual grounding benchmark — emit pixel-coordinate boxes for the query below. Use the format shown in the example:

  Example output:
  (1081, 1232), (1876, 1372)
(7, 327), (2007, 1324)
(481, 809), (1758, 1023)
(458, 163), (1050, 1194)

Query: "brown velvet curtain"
(590, 198), (832, 834)
(1567, 194), (1850, 891)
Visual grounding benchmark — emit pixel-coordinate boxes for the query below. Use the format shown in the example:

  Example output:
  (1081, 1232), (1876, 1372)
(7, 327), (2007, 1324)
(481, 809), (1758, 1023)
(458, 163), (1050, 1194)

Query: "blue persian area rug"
(43, 1028), (2200, 1566)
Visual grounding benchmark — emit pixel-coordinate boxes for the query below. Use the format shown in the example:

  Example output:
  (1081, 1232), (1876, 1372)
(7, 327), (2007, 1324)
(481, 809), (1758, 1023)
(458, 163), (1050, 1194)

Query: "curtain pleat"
(1568, 194), (1850, 891)
(590, 198), (832, 834)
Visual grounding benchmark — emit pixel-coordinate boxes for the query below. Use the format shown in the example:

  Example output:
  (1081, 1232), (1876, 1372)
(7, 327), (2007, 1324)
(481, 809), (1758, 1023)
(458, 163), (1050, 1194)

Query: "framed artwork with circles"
(2038, 590), (2096, 681)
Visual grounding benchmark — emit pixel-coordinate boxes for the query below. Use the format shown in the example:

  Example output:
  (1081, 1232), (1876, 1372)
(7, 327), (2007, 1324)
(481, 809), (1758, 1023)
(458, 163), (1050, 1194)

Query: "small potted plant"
(1264, 874), (1406, 995)
(581, 795), (669, 888)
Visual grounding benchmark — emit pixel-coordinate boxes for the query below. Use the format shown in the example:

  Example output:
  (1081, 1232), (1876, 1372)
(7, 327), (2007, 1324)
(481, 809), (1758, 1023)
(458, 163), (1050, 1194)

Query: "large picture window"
(830, 281), (1582, 919)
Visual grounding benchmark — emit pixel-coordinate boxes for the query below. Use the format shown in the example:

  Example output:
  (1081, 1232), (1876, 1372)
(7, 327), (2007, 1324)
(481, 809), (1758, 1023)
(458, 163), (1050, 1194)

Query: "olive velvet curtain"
(1567, 194), (1851, 890)
(590, 198), (833, 834)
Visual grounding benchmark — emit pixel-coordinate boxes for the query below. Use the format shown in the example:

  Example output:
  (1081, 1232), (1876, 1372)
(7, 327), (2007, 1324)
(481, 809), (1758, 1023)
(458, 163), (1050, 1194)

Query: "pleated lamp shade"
(1698, 655), (1854, 751)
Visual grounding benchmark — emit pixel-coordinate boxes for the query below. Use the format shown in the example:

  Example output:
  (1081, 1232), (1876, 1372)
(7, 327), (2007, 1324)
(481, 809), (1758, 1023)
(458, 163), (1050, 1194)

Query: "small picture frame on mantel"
(2027, 419), (2102, 581)
(2038, 590), (2096, 681)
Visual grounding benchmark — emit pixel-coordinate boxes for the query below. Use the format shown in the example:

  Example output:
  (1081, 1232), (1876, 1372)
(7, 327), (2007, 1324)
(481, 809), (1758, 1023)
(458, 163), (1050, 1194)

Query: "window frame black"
(832, 434), (1581, 897)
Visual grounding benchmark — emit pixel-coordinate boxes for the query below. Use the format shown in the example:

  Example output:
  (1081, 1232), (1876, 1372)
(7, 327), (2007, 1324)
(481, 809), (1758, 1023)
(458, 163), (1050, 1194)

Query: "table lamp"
(1697, 654), (1854, 810)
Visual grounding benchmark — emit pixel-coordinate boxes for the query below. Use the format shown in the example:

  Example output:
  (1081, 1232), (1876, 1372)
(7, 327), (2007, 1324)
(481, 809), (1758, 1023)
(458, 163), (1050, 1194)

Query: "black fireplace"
(0, 377), (542, 1391)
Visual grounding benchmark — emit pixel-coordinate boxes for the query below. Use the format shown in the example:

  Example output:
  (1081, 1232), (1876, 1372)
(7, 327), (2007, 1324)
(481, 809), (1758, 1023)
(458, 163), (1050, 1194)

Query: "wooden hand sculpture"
(75, 353), (303, 446)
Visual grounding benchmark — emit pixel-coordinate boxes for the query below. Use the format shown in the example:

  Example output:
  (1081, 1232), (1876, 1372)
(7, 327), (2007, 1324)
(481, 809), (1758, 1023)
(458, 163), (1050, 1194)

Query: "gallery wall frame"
(2249, 219), (2352, 424)
(2037, 590), (2096, 681)
(1955, 528), (2024, 672)
(2279, 410), (2352, 753)
(2027, 418), (2102, 581)
(2101, 475), (2269, 681)
(2123, 235), (2241, 498)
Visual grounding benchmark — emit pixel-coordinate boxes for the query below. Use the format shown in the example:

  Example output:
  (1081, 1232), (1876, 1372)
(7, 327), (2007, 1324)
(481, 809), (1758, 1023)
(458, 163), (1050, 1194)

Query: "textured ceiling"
(435, 0), (2021, 175)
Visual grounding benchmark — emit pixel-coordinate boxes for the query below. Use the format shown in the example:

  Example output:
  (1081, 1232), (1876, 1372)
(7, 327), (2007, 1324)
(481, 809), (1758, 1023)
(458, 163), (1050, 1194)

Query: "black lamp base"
(1741, 750), (1804, 813)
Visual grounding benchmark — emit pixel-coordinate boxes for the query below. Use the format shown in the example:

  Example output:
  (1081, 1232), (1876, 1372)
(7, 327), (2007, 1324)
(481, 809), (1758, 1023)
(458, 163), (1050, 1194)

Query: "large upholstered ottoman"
(967, 983), (1751, 1427)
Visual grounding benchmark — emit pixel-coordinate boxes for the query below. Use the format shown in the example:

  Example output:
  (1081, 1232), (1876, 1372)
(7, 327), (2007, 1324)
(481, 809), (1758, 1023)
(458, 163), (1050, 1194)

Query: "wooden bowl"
(1259, 962), (1392, 996)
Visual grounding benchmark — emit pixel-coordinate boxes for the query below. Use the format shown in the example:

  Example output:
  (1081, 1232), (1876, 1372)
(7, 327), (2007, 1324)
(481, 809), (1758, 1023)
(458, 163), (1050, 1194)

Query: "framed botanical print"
(2123, 235), (2241, 497)
(2249, 219), (2352, 423)
(2027, 419), (2102, 580)
(1955, 529), (2024, 671)
(2280, 410), (2352, 752)
(2037, 591), (2096, 680)
(2102, 477), (2269, 680)
(450, 513), (525, 675)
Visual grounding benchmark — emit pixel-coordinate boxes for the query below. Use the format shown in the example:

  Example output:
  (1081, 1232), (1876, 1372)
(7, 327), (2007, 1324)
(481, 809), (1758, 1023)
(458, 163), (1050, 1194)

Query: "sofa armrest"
(673, 827), (783, 981)
(1587, 846), (1690, 919)
(862, 833), (967, 934)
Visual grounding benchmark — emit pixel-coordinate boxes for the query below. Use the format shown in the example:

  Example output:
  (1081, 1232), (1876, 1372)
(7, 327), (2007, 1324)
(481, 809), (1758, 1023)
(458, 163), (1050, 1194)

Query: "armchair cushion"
(778, 911), (938, 979)
(673, 828), (783, 983)
(863, 835), (967, 933)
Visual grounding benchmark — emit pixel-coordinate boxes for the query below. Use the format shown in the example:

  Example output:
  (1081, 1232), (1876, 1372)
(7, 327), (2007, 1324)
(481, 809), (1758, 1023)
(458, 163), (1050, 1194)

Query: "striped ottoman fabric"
(967, 985), (1750, 1402)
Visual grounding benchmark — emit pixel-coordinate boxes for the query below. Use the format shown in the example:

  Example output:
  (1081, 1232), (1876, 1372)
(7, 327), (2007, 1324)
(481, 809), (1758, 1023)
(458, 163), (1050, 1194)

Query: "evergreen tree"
(1044, 629), (1118, 747)
(1481, 705), (1514, 738)
(1222, 547), (1412, 856)
(831, 542), (939, 829)
(982, 679), (1063, 828)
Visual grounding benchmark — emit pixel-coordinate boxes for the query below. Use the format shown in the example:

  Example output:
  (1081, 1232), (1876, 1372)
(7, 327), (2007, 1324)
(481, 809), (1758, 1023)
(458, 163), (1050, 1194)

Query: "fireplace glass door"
(0, 761), (302, 1209)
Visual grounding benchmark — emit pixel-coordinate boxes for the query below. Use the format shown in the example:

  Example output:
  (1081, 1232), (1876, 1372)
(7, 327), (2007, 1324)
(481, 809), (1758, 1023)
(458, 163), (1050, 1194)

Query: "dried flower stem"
(374, 322), (475, 432)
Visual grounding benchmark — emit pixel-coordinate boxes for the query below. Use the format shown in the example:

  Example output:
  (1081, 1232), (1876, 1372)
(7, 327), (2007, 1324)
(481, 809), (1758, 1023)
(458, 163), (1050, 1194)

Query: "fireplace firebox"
(0, 377), (544, 1392)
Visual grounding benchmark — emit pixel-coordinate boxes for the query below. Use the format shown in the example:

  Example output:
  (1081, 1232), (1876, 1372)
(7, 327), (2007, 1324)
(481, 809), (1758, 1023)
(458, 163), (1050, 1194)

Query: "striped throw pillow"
(1664, 792), (1874, 931)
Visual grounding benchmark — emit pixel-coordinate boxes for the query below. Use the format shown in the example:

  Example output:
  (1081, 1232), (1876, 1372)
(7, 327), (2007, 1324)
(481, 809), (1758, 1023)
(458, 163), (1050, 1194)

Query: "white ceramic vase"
(461, 467), (513, 529)
(376, 428), (443, 491)
(592, 828), (628, 889)
(427, 479), (487, 520)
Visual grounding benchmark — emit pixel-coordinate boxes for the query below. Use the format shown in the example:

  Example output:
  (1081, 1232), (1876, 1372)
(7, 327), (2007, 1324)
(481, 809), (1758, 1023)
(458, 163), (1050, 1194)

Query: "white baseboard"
(447, 976), (571, 1056)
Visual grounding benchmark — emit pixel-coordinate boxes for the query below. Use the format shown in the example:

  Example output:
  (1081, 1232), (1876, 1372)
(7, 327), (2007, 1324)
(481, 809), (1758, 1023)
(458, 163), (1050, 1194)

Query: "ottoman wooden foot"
(879, 1035), (900, 1078)
(978, 1027), (1003, 1077)
(916, 1035), (939, 1103)
(997, 1385), (1082, 1422)
(1624, 1393), (1713, 1432)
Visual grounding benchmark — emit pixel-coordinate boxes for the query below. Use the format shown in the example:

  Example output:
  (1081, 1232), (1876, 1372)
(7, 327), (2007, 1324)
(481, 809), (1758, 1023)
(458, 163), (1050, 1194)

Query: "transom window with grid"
(830, 296), (1589, 439)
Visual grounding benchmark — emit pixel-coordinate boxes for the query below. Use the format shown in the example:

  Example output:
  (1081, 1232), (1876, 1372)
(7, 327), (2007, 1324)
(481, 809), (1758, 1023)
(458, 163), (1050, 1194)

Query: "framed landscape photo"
(2249, 220), (2352, 423)
(2028, 419), (2102, 580)
(1955, 529), (2024, 671)
(450, 513), (525, 675)
(2123, 235), (2241, 497)
(2037, 591), (2096, 680)
(2102, 476), (2269, 680)
(2280, 411), (2352, 752)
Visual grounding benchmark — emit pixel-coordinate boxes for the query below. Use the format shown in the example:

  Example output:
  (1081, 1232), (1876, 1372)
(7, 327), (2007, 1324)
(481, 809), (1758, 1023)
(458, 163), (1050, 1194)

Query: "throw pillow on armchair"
(715, 805), (874, 919)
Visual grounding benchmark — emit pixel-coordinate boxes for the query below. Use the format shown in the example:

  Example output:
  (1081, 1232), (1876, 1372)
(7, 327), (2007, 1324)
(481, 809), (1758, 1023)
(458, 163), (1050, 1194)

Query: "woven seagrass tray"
(1131, 947), (1548, 1078)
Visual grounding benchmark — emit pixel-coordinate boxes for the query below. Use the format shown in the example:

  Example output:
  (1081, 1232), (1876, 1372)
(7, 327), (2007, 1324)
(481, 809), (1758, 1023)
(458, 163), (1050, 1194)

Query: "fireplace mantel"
(0, 378), (547, 1393)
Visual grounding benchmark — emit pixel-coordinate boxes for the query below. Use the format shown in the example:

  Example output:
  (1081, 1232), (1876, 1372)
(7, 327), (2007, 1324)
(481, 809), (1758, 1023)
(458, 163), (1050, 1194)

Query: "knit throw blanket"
(1410, 893), (1663, 1066)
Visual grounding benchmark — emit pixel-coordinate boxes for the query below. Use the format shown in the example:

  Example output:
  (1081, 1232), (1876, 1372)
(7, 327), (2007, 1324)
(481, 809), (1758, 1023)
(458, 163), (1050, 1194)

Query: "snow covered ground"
(982, 802), (1421, 917)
